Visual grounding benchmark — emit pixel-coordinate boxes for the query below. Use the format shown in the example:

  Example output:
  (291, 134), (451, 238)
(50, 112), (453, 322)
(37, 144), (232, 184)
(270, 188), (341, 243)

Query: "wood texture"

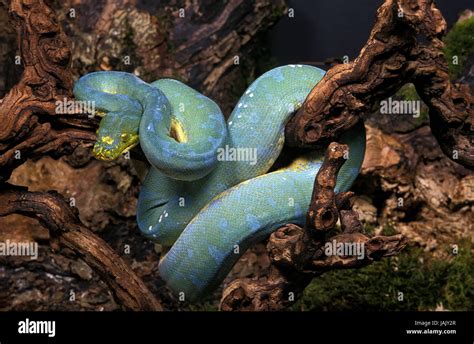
(0, 0), (470, 311)
(220, 143), (407, 311)
(0, 0), (96, 181)
(0, 184), (162, 310)
(0, 0), (161, 311)
(284, 0), (473, 168)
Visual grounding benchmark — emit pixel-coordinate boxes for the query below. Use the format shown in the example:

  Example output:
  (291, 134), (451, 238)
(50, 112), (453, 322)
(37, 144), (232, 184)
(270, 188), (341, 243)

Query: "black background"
(268, 0), (473, 63)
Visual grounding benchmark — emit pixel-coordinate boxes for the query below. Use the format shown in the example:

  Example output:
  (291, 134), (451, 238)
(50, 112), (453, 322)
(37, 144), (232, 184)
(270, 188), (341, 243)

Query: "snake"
(73, 65), (366, 301)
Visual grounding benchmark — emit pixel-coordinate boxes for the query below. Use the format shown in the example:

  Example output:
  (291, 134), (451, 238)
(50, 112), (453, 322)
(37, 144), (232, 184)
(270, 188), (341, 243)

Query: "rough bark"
(53, 0), (285, 115)
(0, 184), (162, 310)
(357, 122), (473, 254)
(0, 0), (97, 181)
(284, 0), (473, 169)
(306, 142), (348, 235)
(220, 143), (407, 311)
(0, 0), (471, 311)
(0, 0), (161, 311)
(0, 0), (288, 311)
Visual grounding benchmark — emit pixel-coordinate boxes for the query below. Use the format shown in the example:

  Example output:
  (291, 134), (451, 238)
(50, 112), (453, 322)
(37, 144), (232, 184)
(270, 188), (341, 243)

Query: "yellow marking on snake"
(170, 118), (187, 143)
(101, 136), (115, 145)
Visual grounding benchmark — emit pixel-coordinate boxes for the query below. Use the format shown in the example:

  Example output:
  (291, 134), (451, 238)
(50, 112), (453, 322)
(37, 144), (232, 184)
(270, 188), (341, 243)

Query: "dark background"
(268, 0), (472, 63)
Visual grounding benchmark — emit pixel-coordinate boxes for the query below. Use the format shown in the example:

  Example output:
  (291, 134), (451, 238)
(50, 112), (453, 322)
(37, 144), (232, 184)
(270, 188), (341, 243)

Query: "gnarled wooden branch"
(0, 0), (96, 181)
(285, 0), (473, 168)
(306, 142), (348, 235)
(0, 184), (162, 311)
(220, 143), (407, 311)
(0, 0), (162, 311)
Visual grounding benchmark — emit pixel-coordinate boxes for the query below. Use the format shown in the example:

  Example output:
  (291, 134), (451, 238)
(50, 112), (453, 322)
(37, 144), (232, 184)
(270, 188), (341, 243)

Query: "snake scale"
(74, 65), (366, 301)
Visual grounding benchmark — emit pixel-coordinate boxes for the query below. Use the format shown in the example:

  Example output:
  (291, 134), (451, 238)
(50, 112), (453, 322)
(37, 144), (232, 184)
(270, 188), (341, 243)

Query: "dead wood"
(220, 143), (407, 311)
(284, 0), (473, 168)
(0, 0), (161, 311)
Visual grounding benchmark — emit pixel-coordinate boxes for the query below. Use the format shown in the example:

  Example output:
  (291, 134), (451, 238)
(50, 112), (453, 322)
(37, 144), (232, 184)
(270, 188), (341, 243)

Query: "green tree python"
(73, 65), (366, 301)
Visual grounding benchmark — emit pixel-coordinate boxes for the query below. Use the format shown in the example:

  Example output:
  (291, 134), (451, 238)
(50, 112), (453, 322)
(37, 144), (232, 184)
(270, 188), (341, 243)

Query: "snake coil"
(74, 65), (366, 301)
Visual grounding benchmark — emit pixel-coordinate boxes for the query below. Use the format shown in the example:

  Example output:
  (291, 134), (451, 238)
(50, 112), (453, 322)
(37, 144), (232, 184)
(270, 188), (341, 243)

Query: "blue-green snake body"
(74, 65), (366, 301)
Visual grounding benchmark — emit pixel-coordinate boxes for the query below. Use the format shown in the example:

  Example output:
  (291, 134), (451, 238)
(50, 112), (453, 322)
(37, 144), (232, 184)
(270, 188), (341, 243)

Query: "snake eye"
(121, 133), (129, 139)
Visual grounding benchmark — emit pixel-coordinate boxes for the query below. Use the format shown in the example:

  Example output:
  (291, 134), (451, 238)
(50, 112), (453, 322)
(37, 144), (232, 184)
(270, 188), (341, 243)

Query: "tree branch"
(0, 0), (97, 181)
(0, 0), (162, 311)
(220, 143), (407, 311)
(0, 184), (162, 311)
(284, 0), (473, 168)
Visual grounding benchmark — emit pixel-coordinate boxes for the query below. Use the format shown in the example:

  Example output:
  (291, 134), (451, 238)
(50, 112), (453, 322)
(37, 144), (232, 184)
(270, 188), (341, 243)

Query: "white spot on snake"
(238, 103), (242, 108)
(245, 90), (251, 94)
(165, 212), (169, 218)
(297, 64), (303, 67)
(249, 93), (254, 98)
(237, 115), (242, 118)
(289, 64), (296, 67)
(243, 105), (248, 108)
(148, 225), (153, 231)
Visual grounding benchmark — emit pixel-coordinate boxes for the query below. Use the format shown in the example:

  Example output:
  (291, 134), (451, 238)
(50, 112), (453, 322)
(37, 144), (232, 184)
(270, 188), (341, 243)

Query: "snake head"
(93, 113), (140, 161)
